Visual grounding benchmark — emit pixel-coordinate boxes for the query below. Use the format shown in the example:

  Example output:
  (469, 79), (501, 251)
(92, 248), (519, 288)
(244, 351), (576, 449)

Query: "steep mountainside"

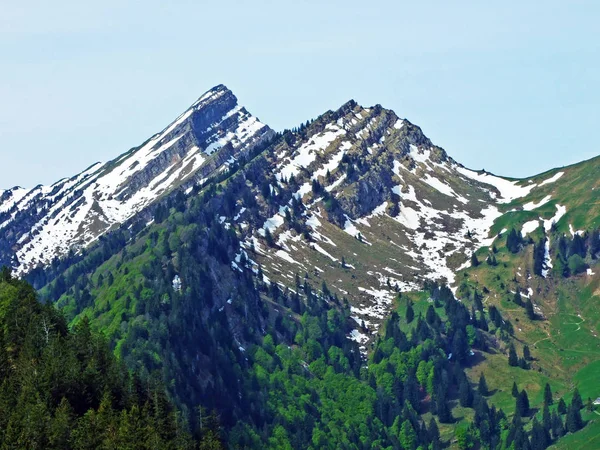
(0, 85), (272, 273)
(3, 85), (600, 449)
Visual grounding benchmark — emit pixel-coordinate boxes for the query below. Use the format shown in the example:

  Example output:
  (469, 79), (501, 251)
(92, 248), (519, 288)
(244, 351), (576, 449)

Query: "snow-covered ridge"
(230, 102), (529, 337)
(1, 85), (272, 273)
(456, 167), (536, 203)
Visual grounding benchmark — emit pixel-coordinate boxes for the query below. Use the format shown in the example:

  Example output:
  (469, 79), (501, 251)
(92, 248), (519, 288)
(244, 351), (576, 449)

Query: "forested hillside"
(0, 269), (222, 449)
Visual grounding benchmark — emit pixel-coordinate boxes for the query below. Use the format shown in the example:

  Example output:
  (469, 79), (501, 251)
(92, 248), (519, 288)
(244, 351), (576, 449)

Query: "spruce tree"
(428, 417), (441, 450)
(478, 373), (489, 397)
(471, 252), (479, 267)
(572, 388), (583, 410)
(406, 300), (415, 324)
(451, 328), (469, 364)
(531, 417), (549, 450)
(566, 402), (583, 433)
(542, 404), (552, 436)
(516, 390), (530, 417)
(557, 398), (567, 415)
(543, 383), (553, 406)
(459, 378), (473, 407)
(264, 228), (275, 247)
(512, 382), (519, 398)
(436, 386), (453, 424)
(426, 304), (437, 325)
(508, 344), (518, 367)
(551, 410), (565, 439)
(507, 228), (521, 253)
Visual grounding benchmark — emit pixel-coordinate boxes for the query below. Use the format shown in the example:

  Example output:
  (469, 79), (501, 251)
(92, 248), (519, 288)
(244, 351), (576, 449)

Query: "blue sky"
(1, 1), (599, 188)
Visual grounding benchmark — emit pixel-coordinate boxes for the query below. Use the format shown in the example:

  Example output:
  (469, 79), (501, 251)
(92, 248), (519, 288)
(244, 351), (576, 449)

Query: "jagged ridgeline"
(1, 85), (599, 449)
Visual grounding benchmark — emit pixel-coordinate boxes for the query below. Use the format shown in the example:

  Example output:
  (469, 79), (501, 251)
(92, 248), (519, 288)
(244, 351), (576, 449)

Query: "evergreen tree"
(542, 404), (551, 434)
(399, 419), (418, 450)
(452, 328), (469, 364)
(459, 377), (474, 407)
(551, 411), (565, 439)
(507, 228), (522, 253)
(264, 228), (275, 247)
(566, 402), (583, 433)
(557, 398), (567, 415)
(516, 390), (530, 417)
(478, 373), (489, 397)
(512, 382), (519, 398)
(572, 388), (583, 411)
(508, 344), (518, 367)
(428, 417), (441, 450)
(406, 300), (415, 324)
(543, 383), (553, 406)
(426, 304), (437, 325)
(471, 252), (480, 267)
(530, 417), (549, 450)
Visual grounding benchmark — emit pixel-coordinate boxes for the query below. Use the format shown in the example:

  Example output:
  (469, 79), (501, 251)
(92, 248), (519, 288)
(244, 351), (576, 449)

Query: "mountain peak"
(0, 85), (273, 273)
(190, 84), (234, 109)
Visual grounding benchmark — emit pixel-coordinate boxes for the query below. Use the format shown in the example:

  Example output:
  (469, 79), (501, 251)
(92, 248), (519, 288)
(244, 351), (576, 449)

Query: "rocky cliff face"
(0, 85), (273, 273)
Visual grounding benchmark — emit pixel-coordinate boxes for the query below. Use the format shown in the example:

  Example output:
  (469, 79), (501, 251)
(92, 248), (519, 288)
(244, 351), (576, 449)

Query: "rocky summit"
(0, 85), (272, 273)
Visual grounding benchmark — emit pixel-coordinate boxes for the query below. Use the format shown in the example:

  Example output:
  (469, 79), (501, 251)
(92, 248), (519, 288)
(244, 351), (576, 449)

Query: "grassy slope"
(452, 155), (600, 446)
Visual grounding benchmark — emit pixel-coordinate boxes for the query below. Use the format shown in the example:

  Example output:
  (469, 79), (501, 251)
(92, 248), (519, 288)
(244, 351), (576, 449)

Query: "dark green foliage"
(557, 397), (567, 415)
(425, 304), (438, 326)
(543, 382), (553, 406)
(0, 272), (206, 449)
(516, 389), (530, 417)
(566, 402), (583, 433)
(531, 417), (550, 450)
(552, 410), (565, 439)
(471, 252), (479, 267)
(428, 417), (441, 450)
(451, 328), (469, 365)
(506, 228), (522, 253)
(264, 227), (275, 247)
(572, 388), (583, 410)
(512, 382), (519, 398)
(478, 372), (489, 396)
(405, 299), (415, 323)
(542, 403), (551, 433)
(508, 344), (518, 367)
(459, 377), (474, 407)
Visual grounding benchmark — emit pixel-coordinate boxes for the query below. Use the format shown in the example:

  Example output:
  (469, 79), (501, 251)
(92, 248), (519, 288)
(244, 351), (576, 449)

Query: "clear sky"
(1, 1), (599, 188)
